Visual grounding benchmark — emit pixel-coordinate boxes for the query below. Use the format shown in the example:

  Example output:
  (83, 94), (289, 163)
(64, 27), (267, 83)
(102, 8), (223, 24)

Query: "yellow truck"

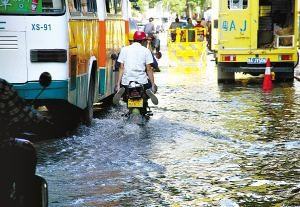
(298, 3), (300, 49)
(216, 0), (299, 82)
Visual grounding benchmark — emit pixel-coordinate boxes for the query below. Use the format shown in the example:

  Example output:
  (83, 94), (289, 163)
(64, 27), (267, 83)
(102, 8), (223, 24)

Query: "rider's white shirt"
(118, 42), (153, 85)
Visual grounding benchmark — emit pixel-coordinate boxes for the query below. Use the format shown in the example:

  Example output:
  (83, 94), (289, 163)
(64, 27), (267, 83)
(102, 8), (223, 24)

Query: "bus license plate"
(247, 58), (267, 64)
(128, 99), (143, 108)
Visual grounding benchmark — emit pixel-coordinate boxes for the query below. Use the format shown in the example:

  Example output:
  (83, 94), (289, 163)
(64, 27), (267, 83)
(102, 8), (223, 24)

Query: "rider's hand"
(152, 84), (158, 94)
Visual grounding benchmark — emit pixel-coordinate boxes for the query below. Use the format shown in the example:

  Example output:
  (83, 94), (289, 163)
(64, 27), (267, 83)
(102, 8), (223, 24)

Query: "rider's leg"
(144, 82), (158, 105)
(154, 38), (160, 52)
(113, 85), (126, 105)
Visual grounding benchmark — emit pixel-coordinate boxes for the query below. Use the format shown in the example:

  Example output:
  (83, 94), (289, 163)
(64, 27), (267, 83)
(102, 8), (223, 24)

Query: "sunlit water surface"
(36, 56), (300, 206)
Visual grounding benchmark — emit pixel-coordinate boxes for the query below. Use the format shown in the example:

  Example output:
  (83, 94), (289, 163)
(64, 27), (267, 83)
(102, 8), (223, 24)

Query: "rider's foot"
(153, 67), (161, 72)
(113, 87), (125, 104)
(146, 89), (158, 105)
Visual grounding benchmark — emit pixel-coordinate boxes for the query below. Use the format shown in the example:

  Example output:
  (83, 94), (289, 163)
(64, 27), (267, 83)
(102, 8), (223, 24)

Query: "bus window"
(68, 0), (77, 12)
(69, 0), (96, 15)
(74, 0), (82, 12)
(228, 0), (248, 10)
(106, 0), (122, 15)
(87, 0), (97, 13)
(81, 0), (87, 14)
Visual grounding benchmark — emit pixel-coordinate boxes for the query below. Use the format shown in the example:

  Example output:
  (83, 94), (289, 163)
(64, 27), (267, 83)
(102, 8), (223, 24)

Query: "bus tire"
(217, 65), (235, 83)
(82, 74), (95, 126)
(47, 104), (80, 134)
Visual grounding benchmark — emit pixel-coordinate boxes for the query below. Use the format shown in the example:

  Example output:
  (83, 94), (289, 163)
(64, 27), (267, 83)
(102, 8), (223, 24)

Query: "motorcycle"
(125, 81), (153, 124)
(0, 138), (48, 207)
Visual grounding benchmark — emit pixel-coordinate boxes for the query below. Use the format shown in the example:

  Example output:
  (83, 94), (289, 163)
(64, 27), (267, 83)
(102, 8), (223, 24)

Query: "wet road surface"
(36, 50), (300, 206)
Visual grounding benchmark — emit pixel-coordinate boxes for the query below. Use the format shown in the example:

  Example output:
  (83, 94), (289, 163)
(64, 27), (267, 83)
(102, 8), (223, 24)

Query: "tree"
(162, 0), (186, 16)
(132, 0), (211, 19)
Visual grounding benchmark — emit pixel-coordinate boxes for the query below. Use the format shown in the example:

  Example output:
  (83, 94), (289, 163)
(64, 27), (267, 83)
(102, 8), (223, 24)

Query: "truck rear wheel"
(217, 65), (235, 83)
(275, 70), (294, 82)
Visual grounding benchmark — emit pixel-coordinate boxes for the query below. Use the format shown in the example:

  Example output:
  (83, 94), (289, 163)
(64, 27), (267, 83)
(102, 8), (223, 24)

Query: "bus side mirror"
(39, 72), (52, 88)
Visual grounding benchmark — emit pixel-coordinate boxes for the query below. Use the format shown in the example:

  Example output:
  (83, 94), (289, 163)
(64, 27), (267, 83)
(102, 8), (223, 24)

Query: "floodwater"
(36, 51), (300, 206)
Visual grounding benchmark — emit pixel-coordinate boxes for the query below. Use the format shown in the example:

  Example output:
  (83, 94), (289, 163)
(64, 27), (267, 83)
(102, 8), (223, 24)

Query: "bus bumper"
(13, 81), (68, 100)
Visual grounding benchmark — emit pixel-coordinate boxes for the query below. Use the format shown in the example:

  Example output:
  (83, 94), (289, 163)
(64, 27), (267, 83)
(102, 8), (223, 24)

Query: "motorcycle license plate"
(247, 58), (266, 64)
(128, 99), (143, 108)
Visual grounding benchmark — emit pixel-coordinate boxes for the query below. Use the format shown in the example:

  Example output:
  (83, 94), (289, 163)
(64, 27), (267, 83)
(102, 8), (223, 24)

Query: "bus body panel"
(0, 0), (131, 114)
(26, 16), (69, 82)
(68, 19), (99, 108)
(217, 0), (299, 68)
(0, 31), (27, 83)
(0, 17), (27, 83)
(218, 0), (252, 50)
(103, 19), (127, 98)
(0, 15), (70, 101)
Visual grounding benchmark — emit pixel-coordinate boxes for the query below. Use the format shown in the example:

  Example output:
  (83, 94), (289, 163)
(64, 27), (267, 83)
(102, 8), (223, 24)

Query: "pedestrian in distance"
(185, 17), (195, 42)
(169, 17), (181, 29)
(195, 17), (207, 42)
(169, 18), (181, 42)
(113, 31), (158, 106)
(144, 17), (155, 36)
(185, 17), (194, 29)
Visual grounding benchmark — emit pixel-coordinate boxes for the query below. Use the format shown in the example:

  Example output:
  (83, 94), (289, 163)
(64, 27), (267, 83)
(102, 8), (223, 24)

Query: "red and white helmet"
(133, 31), (146, 41)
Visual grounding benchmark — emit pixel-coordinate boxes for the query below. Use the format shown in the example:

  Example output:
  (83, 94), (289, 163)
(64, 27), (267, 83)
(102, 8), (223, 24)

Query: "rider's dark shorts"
(121, 81), (152, 102)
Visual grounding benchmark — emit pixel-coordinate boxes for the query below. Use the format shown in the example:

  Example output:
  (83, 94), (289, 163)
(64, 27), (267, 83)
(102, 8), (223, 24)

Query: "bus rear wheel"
(82, 75), (95, 126)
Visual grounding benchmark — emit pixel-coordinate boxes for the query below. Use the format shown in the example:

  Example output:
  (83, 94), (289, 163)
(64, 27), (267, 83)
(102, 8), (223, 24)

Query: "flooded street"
(36, 45), (300, 206)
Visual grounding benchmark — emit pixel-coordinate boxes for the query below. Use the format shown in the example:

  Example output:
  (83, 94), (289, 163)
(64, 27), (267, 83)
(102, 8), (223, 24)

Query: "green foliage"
(133, 0), (211, 17)
(162, 0), (186, 15)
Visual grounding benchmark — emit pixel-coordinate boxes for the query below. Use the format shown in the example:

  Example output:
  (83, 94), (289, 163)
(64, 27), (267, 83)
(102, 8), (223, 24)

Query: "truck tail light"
(223, 55), (236, 62)
(279, 54), (292, 61)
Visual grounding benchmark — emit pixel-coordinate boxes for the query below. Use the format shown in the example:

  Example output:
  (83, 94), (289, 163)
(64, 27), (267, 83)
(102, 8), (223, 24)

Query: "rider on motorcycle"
(113, 31), (158, 106)
(144, 17), (161, 54)
(114, 32), (159, 72)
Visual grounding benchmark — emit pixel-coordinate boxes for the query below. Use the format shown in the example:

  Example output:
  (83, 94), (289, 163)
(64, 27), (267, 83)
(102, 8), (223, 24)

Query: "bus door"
(219, 0), (252, 50)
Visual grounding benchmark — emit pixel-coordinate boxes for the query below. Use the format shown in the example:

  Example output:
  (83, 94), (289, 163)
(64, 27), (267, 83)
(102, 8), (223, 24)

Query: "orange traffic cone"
(263, 58), (272, 91)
